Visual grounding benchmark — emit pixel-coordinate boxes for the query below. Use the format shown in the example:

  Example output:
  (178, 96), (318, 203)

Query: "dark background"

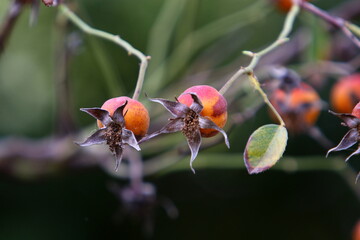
(0, 0), (359, 239)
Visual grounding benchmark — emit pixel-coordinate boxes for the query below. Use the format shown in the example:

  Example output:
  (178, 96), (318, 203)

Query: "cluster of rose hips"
(78, 85), (229, 172)
(269, 67), (360, 178)
(79, 66), (360, 173)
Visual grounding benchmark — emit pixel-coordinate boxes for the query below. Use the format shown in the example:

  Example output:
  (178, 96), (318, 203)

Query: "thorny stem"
(58, 4), (150, 100)
(219, 3), (300, 125)
(300, 2), (360, 49)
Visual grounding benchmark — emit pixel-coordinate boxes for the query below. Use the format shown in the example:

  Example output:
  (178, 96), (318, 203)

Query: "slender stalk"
(347, 22), (360, 38)
(0, 1), (23, 55)
(58, 4), (150, 100)
(248, 73), (285, 126)
(218, 4), (299, 126)
(219, 4), (299, 95)
(301, 2), (360, 49)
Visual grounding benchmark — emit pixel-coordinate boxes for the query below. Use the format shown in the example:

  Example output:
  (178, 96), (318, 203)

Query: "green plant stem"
(346, 22), (360, 39)
(248, 73), (285, 126)
(218, 4), (299, 126)
(219, 4), (299, 96)
(105, 153), (347, 178)
(301, 2), (360, 49)
(58, 4), (149, 100)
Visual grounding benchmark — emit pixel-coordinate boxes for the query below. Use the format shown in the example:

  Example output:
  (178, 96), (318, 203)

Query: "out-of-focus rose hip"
(177, 85), (227, 137)
(272, 0), (310, 12)
(351, 101), (360, 119)
(270, 82), (321, 133)
(331, 74), (360, 113)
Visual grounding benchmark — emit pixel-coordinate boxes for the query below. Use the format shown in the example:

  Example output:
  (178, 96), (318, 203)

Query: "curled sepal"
(345, 145), (360, 162)
(199, 117), (230, 148)
(76, 129), (106, 146)
(244, 124), (288, 174)
(112, 101), (127, 126)
(186, 129), (202, 174)
(122, 128), (141, 151)
(329, 110), (360, 128)
(356, 173), (360, 184)
(114, 146), (123, 172)
(80, 108), (112, 126)
(187, 93), (204, 113)
(148, 97), (189, 118)
(326, 128), (359, 157)
(139, 118), (184, 143)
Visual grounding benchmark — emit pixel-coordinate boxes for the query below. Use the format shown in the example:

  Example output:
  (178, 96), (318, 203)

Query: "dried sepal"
(77, 128), (107, 146)
(199, 117), (230, 148)
(186, 93), (204, 113)
(328, 110), (360, 128)
(187, 129), (202, 173)
(114, 146), (123, 172)
(139, 118), (185, 144)
(145, 93), (229, 173)
(80, 108), (112, 126)
(345, 145), (360, 162)
(148, 97), (188, 118)
(122, 128), (141, 151)
(112, 101), (127, 126)
(78, 102), (141, 171)
(326, 128), (359, 157)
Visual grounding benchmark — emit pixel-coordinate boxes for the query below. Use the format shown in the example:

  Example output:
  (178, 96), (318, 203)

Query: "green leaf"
(244, 124), (288, 174)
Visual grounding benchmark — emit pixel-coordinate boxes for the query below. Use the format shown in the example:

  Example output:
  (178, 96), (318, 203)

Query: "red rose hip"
(331, 74), (360, 114)
(98, 96), (150, 138)
(270, 82), (321, 133)
(272, 0), (310, 12)
(177, 85), (227, 137)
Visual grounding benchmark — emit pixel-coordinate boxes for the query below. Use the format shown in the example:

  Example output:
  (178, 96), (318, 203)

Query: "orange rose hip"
(273, 0), (310, 12)
(331, 74), (360, 113)
(98, 97), (150, 138)
(177, 85), (227, 137)
(270, 82), (321, 133)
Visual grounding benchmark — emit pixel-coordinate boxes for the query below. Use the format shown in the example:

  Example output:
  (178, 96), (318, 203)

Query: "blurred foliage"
(0, 0), (359, 239)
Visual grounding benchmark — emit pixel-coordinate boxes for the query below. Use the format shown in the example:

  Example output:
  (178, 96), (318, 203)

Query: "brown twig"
(301, 2), (360, 49)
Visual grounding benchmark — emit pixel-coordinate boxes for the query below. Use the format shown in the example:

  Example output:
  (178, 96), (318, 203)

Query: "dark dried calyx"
(105, 122), (123, 153)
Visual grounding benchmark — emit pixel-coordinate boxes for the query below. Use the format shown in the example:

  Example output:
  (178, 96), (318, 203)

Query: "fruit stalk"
(58, 4), (150, 100)
(219, 3), (299, 95)
(300, 1), (360, 49)
(248, 73), (285, 126)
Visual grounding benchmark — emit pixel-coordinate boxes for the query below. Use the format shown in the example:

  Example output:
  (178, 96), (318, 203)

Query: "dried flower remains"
(140, 93), (230, 173)
(77, 101), (140, 171)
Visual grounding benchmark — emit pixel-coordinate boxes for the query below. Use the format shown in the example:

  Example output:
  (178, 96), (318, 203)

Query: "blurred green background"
(0, 0), (359, 239)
